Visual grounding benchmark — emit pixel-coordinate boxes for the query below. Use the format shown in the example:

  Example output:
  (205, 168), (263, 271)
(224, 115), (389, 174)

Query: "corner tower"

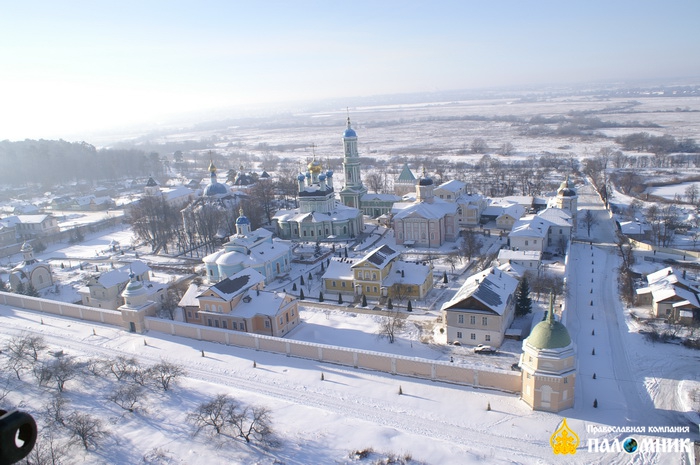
(520, 296), (576, 412)
(339, 116), (367, 208)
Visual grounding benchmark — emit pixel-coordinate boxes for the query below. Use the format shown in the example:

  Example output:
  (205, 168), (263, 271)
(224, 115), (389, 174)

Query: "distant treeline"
(0, 139), (159, 187)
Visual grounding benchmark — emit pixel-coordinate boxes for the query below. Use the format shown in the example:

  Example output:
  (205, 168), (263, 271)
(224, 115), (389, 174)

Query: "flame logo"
(550, 418), (579, 455)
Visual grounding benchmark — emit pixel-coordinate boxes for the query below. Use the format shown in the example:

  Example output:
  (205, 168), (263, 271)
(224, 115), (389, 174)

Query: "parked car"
(474, 344), (496, 354)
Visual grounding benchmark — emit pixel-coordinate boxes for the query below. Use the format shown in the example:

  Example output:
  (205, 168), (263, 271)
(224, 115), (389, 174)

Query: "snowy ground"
(1, 184), (697, 464)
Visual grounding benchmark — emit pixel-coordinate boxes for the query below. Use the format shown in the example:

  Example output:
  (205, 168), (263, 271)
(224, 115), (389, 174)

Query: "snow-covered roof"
(436, 179), (465, 193)
(323, 259), (354, 280)
(231, 290), (291, 318)
(392, 199), (457, 220)
(383, 261), (432, 287)
(95, 260), (150, 288)
(497, 249), (542, 261)
(361, 193), (401, 202)
(273, 204), (361, 223)
(201, 268), (265, 301)
(441, 265), (518, 316)
(352, 244), (400, 270)
(396, 163), (416, 182)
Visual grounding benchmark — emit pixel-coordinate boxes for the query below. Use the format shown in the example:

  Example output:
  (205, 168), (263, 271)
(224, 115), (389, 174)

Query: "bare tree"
(687, 184), (699, 205)
(188, 394), (230, 435)
(108, 384), (144, 412)
(158, 288), (182, 320)
(581, 210), (598, 237)
(364, 172), (385, 194)
(25, 427), (69, 465)
(44, 394), (68, 426)
(150, 360), (186, 391)
(471, 138), (488, 154)
(106, 355), (139, 381)
(67, 411), (108, 450)
(379, 309), (405, 344)
(459, 230), (483, 262)
(48, 356), (79, 392)
(227, 405), (274, 444)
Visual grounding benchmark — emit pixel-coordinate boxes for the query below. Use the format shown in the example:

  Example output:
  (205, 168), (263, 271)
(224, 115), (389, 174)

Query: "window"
(366, 286), (370, 292)
(342, 282), (346, 288)
(279, 317), (284, 325)
(457, 331), (462, 339)
(187, 311), (192, 318)
(264, 320), (270, 328)
(458, 315), (464, 324)
(564, 377), (568, 384)
(470, 316), (476, 324)
(485, 335), (491, 342)
(482, 317), (488, 326)
(373, 286), (377, 293)
(525, 240), (529, 246)
(207, 319), (212, 326)
(205, 304), (210, 312)
(291, 308), (295, 316)
(214, 320), (219, 327)
(222, 321), (227, 329)
(332, 281), (336, 287)
(372, 272), (377, 280)
(303, 231), (307, 236)
(470, 333), (476, 340)
(233, 322), (238, 330)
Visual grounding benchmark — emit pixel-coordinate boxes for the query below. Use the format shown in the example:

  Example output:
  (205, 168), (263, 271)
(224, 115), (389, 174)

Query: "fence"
(144, 317), (521, 393)
(0, 291), (521, 394)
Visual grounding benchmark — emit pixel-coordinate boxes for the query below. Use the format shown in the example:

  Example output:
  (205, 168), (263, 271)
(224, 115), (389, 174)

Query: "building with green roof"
(520, 296), (576, 412)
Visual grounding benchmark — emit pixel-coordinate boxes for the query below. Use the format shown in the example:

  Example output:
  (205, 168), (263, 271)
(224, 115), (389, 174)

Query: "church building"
(204, 209), (292, 284)
(9, 242), (53, 293)
(272, 122), (363, 241)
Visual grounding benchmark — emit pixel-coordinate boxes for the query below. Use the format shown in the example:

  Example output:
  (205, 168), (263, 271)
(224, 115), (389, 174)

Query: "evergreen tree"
(308, 272), (312, 281)
(299, 288), (305, 300)
(338, 293), (343, 304)
(300, 275), (305, 286)
(442, 271), (448, 284)
(25, 282), (40, 297)
(387, 298), (393, 310)
(407, 300), (413, 312)
(15, 281), (26, 295)
(318, 291), (324, 302)
(515, 277), (533, 316)
(361, 294), (367, 307)
(292, 283), (297, 291)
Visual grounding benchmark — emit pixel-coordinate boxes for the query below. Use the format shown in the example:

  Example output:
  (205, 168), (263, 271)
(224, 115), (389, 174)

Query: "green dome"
(528, 316), (571, 349)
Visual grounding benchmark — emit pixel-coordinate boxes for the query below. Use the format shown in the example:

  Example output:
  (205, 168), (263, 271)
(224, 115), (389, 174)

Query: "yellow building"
(323, 244), (433, 300)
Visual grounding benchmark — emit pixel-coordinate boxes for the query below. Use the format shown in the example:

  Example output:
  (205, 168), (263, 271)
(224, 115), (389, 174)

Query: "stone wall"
(0, 292), (521, 394)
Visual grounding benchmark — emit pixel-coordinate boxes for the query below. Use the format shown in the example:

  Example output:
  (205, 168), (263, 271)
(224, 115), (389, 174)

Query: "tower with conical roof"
(520, 295), (576, 412)
(394, 163), (417, 197)
(339, 116), (367, 208)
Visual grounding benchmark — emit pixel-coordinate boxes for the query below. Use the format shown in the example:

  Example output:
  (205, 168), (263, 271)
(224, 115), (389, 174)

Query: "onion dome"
(326, 169), (334, 178)
(343, 116), (357, 138)
(319, 173), (326, 181)
(235, 208), (250, 225)
(203, 161), (229, 196)
(557, 176), (576, 197)
(418, 168), (433, 186)
(308, 158), (323, 174)
(297, 173), (306, 182)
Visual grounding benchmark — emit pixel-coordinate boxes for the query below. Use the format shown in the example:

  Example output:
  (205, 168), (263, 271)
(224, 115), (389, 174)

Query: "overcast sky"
(1, 0), (698, 141)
